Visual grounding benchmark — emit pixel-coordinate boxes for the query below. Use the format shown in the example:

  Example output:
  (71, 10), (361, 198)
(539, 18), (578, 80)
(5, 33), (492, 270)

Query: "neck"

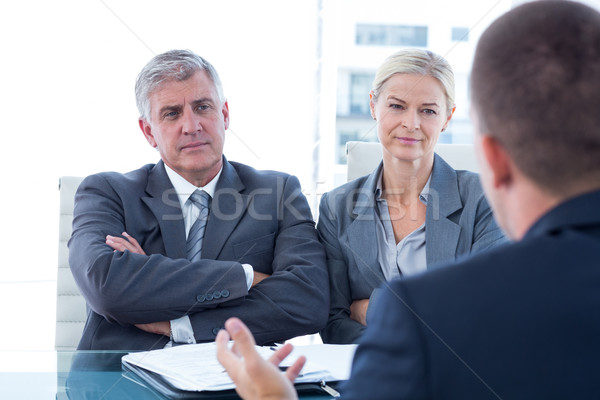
(381, 154), (433, 204)
(501, 177), (562, 241)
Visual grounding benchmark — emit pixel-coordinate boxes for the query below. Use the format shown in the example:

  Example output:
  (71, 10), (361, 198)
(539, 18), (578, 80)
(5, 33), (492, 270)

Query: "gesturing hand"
(216, 317), (303, 400)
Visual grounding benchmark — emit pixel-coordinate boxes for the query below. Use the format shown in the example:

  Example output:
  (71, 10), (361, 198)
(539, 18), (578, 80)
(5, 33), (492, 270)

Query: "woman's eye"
(423, 109), (437, 115)
(389, 104), (403, 109)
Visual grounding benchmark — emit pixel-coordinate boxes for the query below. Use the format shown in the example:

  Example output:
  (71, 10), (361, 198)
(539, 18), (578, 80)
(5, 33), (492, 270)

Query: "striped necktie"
(186, 190), (210, 262)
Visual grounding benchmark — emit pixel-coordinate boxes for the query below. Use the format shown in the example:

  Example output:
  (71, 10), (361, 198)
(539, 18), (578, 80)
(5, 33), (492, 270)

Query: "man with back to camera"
(68, 49), (329, 350)
(216, 1), (600, 398)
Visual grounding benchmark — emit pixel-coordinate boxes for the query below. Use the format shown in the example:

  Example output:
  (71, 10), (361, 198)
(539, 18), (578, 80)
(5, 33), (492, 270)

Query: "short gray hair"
(135, 49), (225, 121)
(372, 49), (455, 116)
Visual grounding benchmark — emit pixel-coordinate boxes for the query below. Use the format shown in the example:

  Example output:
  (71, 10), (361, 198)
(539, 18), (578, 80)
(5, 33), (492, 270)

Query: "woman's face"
(371, 73), (454, 164)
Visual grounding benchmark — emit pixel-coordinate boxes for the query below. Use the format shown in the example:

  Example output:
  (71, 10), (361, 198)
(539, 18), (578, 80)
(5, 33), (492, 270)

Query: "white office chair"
(346, 141), (479, 181)
(56, 176), (86, 350)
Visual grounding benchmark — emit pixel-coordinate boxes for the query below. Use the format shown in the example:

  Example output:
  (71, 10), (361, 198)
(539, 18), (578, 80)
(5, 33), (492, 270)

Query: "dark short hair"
(471, 0), (600, 196)
(135, 50), (225, 121)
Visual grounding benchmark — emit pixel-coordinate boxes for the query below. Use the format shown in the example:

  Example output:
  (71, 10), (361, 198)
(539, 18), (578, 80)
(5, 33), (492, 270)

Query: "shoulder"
(431, 156), (489, 213)
(453, 169), (488, 210)
(321, 172), (373, 207)
(454, 170), (485, 197)
(79, 163), (156, 193)
(228, 160), (297, 187)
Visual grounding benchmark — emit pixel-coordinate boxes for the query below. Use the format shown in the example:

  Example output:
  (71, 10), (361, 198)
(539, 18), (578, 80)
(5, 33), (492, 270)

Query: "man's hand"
(135, 321), (171, 337)
(350, 299), (369, 326)
(252, 272), (270, 287)
(106, 232), (146, 255)
(216, 317), (302, 400)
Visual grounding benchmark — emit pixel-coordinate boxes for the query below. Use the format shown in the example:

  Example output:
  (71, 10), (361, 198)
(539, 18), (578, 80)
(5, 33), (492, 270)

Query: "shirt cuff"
(170, 315), (196, 344)
(242, 264), (254, 290)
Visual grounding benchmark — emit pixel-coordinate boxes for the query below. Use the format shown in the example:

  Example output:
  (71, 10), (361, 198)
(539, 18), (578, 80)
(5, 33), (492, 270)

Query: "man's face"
(140, 70), (229, 187)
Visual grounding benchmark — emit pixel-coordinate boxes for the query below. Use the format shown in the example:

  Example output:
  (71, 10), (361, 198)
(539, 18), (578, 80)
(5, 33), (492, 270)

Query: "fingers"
(122, 232), (142, 248)
(216, 329), (238, 371)
(224, 318), (257, 355)
(268, 344), (305, 383)
(268, 343), (294, 366)
(106, 232), (146, 255)
(285, 355), (306, 382)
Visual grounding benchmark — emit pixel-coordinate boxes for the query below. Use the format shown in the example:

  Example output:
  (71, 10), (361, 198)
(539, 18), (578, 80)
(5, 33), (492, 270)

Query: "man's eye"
(196, 104), (210, 111)
(163, 111), (179, 119)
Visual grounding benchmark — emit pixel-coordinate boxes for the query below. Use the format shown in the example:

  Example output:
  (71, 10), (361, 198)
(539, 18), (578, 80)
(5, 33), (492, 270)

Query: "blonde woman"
(319, 49), (505, 344)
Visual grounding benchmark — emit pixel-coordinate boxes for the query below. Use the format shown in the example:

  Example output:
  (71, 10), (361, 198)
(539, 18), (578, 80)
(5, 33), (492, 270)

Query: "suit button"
(213, 290), (222, 299)
(221, 289), (230, 298)
(205, 293), (214, 301)
(212, 327), (221, 336)
(196, 294), (205, 302)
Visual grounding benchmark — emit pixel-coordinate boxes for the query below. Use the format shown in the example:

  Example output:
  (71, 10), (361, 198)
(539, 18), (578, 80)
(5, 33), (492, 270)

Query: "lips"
(181, 142), (208, 150)
(396, 137), (421, 144)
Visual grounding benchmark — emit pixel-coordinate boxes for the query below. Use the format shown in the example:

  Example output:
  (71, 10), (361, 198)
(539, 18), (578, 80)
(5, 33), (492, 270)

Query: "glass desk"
(0, 350), (336, 399)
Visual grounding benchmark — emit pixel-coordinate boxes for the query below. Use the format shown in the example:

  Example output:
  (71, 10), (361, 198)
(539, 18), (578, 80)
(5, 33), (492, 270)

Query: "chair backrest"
(346, 141), (479, 181)
(56, 176), (86, 350)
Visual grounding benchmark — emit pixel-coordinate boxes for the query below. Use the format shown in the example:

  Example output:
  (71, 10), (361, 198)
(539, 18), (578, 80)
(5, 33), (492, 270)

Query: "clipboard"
(120, 342), (355, 399)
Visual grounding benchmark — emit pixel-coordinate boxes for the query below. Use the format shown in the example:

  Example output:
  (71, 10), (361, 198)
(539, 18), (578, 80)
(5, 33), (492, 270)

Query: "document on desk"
(121, 342), (356, 397)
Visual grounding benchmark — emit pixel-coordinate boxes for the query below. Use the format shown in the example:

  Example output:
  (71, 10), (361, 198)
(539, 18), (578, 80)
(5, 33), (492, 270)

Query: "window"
(350, 73), (375, 116)
(451, 27), (469, 42)
(356, 24), (428, 47)
(337, 129), (378, 164)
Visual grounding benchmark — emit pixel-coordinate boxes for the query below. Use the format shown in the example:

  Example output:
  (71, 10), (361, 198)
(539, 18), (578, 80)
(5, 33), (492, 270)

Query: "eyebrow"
(158, 97), (216, 117)
(387, 96), (440, 108)
(190, 97), (216, 107)
(158, 104), (182, 116)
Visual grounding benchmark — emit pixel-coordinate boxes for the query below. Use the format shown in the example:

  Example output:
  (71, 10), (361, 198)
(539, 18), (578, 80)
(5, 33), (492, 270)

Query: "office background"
(1, 0), (598, 356)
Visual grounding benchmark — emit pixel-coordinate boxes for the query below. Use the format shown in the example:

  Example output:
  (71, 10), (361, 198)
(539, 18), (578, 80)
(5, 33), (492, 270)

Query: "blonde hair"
(372, 49), (455, 116)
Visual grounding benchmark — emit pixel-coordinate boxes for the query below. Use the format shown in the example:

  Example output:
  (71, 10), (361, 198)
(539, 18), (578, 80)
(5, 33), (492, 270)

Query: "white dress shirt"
(163, 164), (254, 344)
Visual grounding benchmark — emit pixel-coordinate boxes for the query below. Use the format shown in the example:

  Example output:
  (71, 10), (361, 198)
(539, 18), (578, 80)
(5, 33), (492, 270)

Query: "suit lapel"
(142, 161), (187, 260)
(201, 159), (250, 260)
(426, 154), (463, 267)
(346, 164), (386, 288)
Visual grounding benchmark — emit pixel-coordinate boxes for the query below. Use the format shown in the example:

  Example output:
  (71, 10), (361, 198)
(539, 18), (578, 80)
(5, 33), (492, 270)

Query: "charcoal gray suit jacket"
(69, 157), (328, 350)
(342, 189), (600, 399)
(318, 154), (505, 343)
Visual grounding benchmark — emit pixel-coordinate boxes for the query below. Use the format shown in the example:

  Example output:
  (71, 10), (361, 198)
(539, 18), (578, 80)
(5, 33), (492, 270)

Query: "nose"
(402, 110), (420, 132)
(182, 110), (201, 135)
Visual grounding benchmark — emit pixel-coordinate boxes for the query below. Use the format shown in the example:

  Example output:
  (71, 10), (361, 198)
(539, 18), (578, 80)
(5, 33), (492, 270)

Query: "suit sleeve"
(68, 174), (249, 326)
(187, 175), (330, 344)
(471, 194), (507, 253)
(317, 192), (366, 344)
(341, 279), (429, 400)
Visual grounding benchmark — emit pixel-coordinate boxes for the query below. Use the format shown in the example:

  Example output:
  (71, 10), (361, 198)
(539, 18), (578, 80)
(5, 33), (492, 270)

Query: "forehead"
(381, 74), (445, 103)
(149, 70), (219, 108)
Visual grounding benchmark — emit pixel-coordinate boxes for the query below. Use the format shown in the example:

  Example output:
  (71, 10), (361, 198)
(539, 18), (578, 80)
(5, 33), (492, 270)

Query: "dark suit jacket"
(69, 157), (328, 350)
(342, 189), (600, 399)
(319, 154), (505, 343)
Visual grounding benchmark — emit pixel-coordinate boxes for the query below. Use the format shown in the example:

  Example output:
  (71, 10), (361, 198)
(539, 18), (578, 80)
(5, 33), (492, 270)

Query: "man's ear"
(221, 101), (230, 130)
(139, 118), (157, 148)
(480, 135), (512, 189)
